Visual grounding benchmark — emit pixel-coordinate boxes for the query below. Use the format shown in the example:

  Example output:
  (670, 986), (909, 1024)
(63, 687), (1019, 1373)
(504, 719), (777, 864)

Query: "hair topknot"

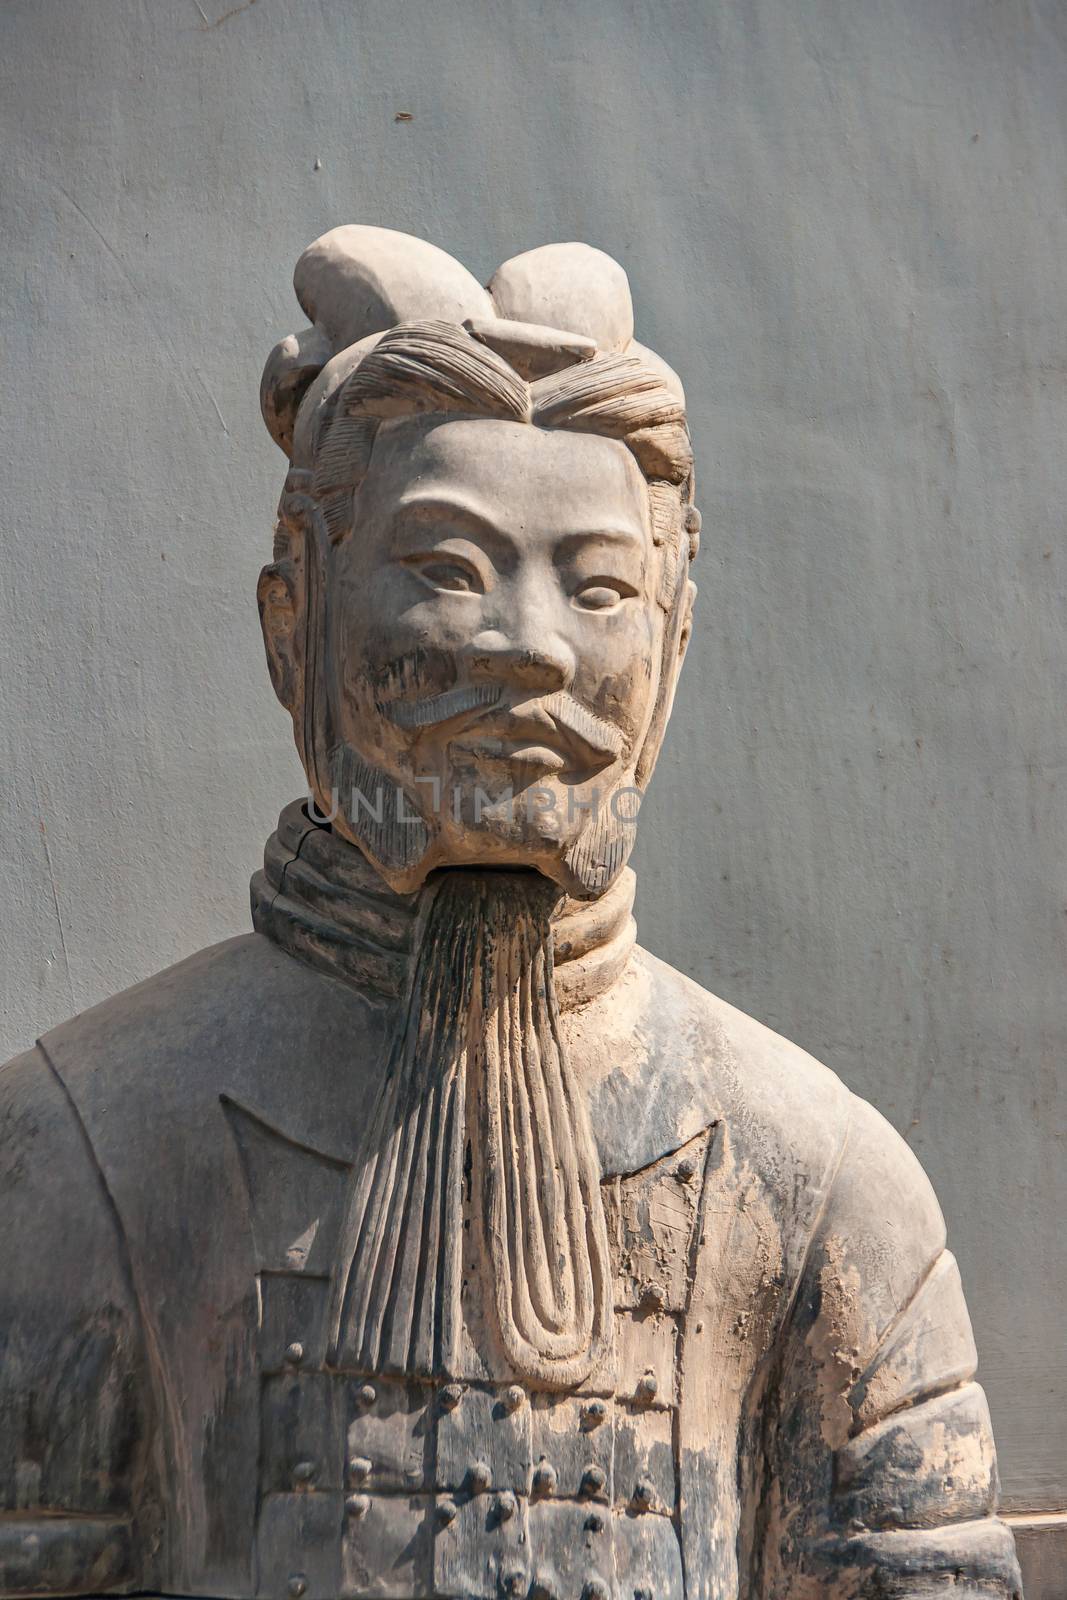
(263, 225), (698, 571)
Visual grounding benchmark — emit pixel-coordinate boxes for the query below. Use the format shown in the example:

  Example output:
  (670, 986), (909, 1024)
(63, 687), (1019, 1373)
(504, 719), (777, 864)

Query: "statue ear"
(677, 579), (697, 666)
(257, 559), (303, 717)
(634, 579), (696, 790)
(662, 579), (696, 731)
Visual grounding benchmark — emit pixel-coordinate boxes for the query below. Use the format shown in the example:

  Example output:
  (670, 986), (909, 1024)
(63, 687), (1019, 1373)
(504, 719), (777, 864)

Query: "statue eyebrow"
(554, 525), (647, 556)
(390, 492), (514, 555)
(389, 495), (647, 561)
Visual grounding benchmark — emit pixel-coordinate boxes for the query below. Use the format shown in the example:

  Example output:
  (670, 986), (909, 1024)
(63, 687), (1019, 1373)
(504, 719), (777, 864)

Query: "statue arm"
(0, 1046), (154, 1597)
(758, 1094), (1022, 1598)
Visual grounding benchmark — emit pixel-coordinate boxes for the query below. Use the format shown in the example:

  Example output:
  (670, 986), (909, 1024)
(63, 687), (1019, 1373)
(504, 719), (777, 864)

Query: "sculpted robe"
(0, 803), (1022, 1600)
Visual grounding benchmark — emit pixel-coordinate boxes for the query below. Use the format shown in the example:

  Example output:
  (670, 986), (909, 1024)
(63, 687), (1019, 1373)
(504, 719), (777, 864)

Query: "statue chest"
(240, 1114), (714, 1600)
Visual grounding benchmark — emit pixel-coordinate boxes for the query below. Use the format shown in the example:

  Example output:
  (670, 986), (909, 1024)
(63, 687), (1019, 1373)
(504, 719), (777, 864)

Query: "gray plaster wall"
(1, 0), (1064, 1542)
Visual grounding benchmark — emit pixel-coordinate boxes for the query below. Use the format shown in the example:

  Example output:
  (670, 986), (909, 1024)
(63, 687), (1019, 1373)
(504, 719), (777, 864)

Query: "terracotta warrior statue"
(0, 227), (1022, 1600)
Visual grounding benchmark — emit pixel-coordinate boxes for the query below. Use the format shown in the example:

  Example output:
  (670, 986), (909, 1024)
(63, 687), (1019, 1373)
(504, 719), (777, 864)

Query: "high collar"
(250, 800), (636, 1011)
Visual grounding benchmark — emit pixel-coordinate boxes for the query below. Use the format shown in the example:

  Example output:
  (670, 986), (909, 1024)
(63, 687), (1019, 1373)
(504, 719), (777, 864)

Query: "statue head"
(259, 226), (698, 897)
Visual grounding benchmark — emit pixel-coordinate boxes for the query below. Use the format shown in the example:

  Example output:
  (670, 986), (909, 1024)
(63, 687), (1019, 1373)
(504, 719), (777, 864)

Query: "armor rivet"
(354, 1381), (376, 1410)
(581, 1399), (607, 1429)
(437, 1498), (458, 1525)
(501, 1568), (527, 1597)
(347, 1455), (372, 1485)
(580, 1464), (607, 1498)
(584, 1511), (605, 1533)
(495, 1490), (517, 1522)
(531, 1461), (557, 1496)
(291, 1459), (316, 1487)
(468, 1459), (492, 1493)
(287, 1577), (306, 1598)
(581, 1578), (610, 1600)
(440, 1382), (464, 1411)
(635, 1370), (658, 1405)
(675, 1157), (697, 1183)
(284, 1341), (304, 1366)
(345, 1492), (370, 1519)
(502, 1383), (526, 1413)
(632, 1477), (655, 1510)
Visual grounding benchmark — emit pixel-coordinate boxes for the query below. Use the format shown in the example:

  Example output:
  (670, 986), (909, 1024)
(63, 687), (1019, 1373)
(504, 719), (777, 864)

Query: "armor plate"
(250, 1114), (712, 1599)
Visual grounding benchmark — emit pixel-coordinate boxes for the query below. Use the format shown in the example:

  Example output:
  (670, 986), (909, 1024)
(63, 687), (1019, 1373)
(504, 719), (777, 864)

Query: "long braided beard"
(327, 871), (613, 1388)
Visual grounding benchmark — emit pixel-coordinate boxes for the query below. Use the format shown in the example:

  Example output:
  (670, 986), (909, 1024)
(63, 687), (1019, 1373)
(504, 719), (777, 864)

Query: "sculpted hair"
(296, 320), (699, 584)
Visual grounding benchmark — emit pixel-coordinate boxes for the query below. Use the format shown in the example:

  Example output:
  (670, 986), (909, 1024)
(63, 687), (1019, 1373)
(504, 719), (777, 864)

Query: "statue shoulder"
(623, 949), (947, 1280)
(804, 1088), (950, 1362)
(37, 932), (390, 1162)
(0, 1044), (152, 1562)
(39, 932), (293, 1081)
(0, 1042), (107, 1239)
(830, 1088), (946, 1243)
(588, 945), (851, 1185)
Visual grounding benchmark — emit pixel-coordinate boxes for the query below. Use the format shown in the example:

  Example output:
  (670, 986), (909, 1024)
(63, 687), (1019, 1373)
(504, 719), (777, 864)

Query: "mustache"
(382, 683), (501, 730)
(378, 683), (625, 762)
(534, 691), (625, 762)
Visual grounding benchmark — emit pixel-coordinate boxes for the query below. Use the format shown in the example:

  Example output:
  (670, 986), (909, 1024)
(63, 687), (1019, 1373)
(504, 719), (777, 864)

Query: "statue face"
(319, 415), (668, 892)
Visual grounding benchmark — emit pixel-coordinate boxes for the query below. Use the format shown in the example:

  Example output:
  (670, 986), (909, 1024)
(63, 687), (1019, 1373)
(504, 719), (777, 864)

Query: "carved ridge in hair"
(312, 414), (379, 496)
(531, 351), (686, 432)
(299, 325), (699, 579)
(340, 319), (531, 423)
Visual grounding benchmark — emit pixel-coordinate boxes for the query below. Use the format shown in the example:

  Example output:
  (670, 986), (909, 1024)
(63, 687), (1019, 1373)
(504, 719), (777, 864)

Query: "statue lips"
(449, 701), (616, 780)
(379, 685), (624, 780)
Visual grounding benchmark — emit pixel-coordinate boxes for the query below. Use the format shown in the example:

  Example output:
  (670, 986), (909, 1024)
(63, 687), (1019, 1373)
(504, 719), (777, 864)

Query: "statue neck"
(251, 799), (636, 1011)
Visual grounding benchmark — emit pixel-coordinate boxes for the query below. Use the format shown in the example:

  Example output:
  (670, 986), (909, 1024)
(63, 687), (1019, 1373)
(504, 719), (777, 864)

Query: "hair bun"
(263, 225), (681, 461)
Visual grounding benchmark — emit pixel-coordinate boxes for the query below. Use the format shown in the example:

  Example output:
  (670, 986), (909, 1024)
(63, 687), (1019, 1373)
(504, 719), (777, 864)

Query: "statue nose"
(467, 629), (574, 694)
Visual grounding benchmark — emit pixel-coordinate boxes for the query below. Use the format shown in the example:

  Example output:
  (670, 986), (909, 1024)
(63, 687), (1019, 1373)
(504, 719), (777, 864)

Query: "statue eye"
(424, 564), (475, 592)
(403, 554), (484, 594)
(574, 580), (635, 611)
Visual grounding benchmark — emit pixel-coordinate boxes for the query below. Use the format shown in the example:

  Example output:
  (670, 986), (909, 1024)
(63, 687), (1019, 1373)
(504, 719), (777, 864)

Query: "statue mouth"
(449, 732), (569, 777)
(450, 704), (575, 776)
(380, 687), (624, 778)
